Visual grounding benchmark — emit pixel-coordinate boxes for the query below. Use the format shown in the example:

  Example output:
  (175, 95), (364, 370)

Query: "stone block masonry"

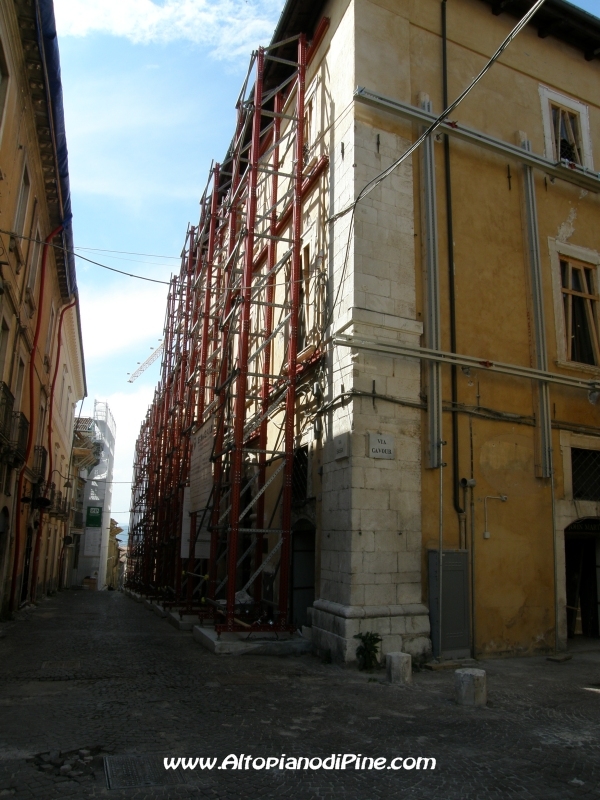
(313, 112), (431, 663)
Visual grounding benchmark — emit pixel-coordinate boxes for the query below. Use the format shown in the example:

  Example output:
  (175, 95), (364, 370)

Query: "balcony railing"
(72, 509), (84, 529)
(10, 412), (29, 467)
(49, 488), (63, 518)
(59, 494), (69, 520)
(0, 382), (14, 444)
(33, 445), (47, 481)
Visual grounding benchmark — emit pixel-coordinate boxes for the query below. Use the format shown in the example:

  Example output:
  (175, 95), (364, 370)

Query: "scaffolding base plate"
(124, 590), (144, 602)
(167, 612), (205, 631)
(193, 625), (312, 656)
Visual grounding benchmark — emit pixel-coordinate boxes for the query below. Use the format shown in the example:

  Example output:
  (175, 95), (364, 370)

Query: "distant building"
(0, 0), (86, 616)
(106, 519), (124, 590)
(71, 402), (116, 590)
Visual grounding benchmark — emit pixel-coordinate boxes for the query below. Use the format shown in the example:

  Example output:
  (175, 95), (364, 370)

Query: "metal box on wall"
(428, 549), (470, 659)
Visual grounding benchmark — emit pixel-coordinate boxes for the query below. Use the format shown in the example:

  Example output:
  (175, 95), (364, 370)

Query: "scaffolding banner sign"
(86, 506), (103, 527)
(180, 487), (210, 559)
(189, 419), (214, 514)
(83, 527), (102, 557)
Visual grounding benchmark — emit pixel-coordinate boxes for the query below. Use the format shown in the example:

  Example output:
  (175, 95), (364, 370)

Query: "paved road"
(0, 590), (599, 799)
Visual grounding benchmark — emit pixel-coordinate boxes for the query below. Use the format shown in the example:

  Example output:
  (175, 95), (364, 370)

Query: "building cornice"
(14, 0), (75, 299)
(478, 0), (600, 61)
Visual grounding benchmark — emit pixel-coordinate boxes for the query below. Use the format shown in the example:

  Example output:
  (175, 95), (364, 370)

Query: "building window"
(297, 244), (310, 352)
(14, 165), (30, 237)
(0, 318), (9, 382)
(0, 37), (9, 137)
(551, 105), (583, 165)
(560, 258), (600, 366)
(13, 355), (25, 410)
(45, 304), (55, 363)
(291, 445), (309, 507)
(571, 448), (600, 501)
(27, 225), (42, 297)
(540, 86), (593, 170)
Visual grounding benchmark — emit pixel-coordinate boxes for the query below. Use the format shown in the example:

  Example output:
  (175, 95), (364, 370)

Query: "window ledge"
(555, 359), (600, 377)
(9, 237), (24, 269)
(24, 287), (36, 316)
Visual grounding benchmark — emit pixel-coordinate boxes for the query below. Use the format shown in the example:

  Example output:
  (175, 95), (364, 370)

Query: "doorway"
(565, 518), (600, 640)
(290, 521), (315, 630)
(0, 507), (9, 597)
(20, 525), (34, 605)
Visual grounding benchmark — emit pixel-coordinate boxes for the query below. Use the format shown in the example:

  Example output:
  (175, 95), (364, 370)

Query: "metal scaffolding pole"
(127, 32), (327, 635)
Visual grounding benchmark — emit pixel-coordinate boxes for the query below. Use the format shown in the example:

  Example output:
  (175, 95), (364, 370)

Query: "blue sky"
(53, 0), (600, 528)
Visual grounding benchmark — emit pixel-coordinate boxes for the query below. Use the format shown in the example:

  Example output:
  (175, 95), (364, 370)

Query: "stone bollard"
(454, 668), (487, 707)
(386, 652), (412, 685)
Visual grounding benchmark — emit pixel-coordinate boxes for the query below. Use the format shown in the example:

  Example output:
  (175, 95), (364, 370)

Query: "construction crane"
(128, 341), (164, 383)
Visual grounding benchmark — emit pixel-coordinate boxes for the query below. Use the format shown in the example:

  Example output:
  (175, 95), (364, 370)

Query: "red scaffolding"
(127, 30), (329, 634)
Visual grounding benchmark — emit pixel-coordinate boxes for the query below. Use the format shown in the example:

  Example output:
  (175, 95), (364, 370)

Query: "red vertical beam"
(254, 92), (283, 603)
(198, 166), (219, 422)
(225, 49), (265, 629)
(9, 224), (63, 611)
(208, 225), (225, 407)
(279, 36), (306, 625)
(208, 108), (245, 603)
(155, 281), (176, 593)
(175, 227), (196, 601)
(184, 170), (219, 608)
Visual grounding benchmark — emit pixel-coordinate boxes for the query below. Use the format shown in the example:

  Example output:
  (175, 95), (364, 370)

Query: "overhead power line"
(74, 246), (181, 259)
(0, 228), (172, 285)
(320, 0), (548, 351)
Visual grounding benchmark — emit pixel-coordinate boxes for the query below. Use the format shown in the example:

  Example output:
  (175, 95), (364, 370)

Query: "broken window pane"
(561, 258), (599, 366)
(571, 295), (596, 365)
(551, 105), (583, 165)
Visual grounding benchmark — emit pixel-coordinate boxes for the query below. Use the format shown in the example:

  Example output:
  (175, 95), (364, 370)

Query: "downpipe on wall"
(29, 296), (77, 598)
(442, 0), (465, 533)
(9, 224), (63, 611)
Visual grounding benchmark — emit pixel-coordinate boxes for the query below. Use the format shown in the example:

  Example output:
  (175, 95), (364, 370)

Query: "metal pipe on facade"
(279, 34), (307, 625)
(438, 439), (445, 659)
(29, 296), (76, 598)
(9, 223), (63, 611)
(442, 0), (465, 525)
(226, 47), (266, 628)
(550, 468), (559, 652)
(255, 93), (283, 604)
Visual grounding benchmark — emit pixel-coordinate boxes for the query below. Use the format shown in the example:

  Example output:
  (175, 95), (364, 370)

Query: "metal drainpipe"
(29, 296), (76, 597)
(442, 1), (465, 527)
(438, 439), (445, 659)
(8, 224), (63, 611)
(550, 469), (559, 652)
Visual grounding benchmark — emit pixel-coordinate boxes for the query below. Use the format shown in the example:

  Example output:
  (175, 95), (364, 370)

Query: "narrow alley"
(0, 589), (599, 799)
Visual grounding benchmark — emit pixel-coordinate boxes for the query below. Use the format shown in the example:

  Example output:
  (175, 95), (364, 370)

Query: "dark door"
(291, 526), (315, 630)
(429, 550), (471, 659)
(20, 526), (34, 604)
(565, 534), (599, 638)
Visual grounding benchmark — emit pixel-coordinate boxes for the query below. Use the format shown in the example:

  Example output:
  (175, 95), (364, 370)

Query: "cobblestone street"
(0, 590), (599, 799)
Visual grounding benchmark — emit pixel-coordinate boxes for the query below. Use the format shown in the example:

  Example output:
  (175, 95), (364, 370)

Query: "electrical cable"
(316, 0), (548, 354)
(0, 228), (171, 285)
(328, 0), (548, 225)
(74, 247), (181, 259)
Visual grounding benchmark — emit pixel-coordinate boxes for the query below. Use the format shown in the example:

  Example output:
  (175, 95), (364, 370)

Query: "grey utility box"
(428, 549), (470, 659)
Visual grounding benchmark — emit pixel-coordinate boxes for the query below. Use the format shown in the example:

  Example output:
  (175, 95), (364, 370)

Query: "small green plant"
(354, 631), (382, 670)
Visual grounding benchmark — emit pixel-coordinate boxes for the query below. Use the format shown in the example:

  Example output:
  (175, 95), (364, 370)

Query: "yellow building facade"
(0, 0), (85, 616)
(261, 0), (600, 660)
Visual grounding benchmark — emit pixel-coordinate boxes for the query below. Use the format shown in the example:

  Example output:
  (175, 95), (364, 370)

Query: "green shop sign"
(86, 506), (103, 527)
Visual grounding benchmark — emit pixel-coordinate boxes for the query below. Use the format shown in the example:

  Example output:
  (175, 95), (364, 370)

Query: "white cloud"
(78, 280), (168, 360)
(54, 0), (282, 59)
